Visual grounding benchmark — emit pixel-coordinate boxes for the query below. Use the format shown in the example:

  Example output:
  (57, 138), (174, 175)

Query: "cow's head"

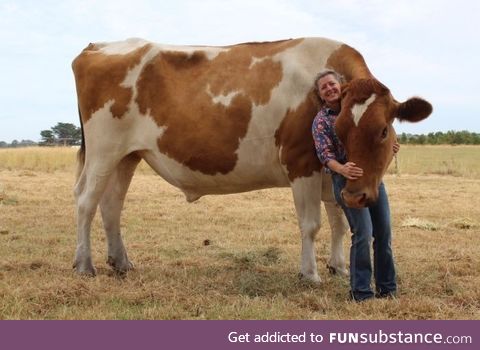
(335, 78), (432, 208)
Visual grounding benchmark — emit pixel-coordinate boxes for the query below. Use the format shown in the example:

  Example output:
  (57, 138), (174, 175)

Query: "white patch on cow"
(249, 56), (268, 69)
(121, 46), (162, 89)
(99, 38), (227, 60)
(351, 94), (376, 126)
(84, 100), (167, 158)
(159, 45), (227, 61)
(205, 84), (240, 107)
(99, 38), (150, 55)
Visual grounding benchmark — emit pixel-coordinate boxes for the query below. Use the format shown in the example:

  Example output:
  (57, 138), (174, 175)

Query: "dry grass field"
(0, 146), (479, 319)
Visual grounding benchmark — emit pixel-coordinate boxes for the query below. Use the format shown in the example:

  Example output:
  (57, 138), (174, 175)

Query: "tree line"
(1, 125), (479, 148)
(398, 130), (480, 145)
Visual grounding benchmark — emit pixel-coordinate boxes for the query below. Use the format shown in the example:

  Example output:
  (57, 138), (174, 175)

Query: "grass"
(2, 145), (478, 177)
(0, 147), (77, 173)
(0, 146), (480, 319)
(387, 145), (480, 178)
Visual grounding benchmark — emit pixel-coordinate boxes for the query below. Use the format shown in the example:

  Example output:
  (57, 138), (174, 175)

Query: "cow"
(72, 37), (431, 283)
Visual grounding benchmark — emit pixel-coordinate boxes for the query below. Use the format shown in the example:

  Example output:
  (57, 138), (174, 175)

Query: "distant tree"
(51, 122), (81, 146)
(39, 122), (81, 146)
(407, 135), (418, 144)
(417, 134), (426, 145)
(451, 132), (464, 145)
(434, 131), (445, 144)
(459, 130), (473, 144)
(0, 141), (7, 148)
(427, 132), (437, 144)
(445, 131), (456, 144)
(11, 140), (19, 148)
(473, 133), (480, 145)
(40, 130), (56, 145)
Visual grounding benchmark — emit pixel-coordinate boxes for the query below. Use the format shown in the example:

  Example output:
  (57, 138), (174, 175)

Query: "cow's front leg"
(324, 201), (348, 276)
(299, 221), (321, 284)
(291, 175), (322, 284)
(321, 173), (348, 276)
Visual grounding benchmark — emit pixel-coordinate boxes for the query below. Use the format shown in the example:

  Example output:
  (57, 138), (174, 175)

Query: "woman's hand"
(341, 162), (363, 180)
(393, 141), (400, 154)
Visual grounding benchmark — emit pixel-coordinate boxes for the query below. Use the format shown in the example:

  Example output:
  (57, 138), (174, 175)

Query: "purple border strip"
(0, 320), (477, 350)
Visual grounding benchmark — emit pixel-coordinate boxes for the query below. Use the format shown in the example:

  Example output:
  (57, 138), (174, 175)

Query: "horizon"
(4, 128), (480, 145)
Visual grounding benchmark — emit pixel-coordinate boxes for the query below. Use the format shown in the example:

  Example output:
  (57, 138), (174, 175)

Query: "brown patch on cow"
(72, 44), (152, 123)
(326, 44), (373, 81)
(274, 91), (321, 181)
(135, 39), (303, 175)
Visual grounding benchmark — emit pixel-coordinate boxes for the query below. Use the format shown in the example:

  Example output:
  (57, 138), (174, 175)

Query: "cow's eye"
(381, 127), (388, 139)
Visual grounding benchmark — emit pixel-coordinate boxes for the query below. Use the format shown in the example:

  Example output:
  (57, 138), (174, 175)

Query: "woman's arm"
(312, 114), (363, 180)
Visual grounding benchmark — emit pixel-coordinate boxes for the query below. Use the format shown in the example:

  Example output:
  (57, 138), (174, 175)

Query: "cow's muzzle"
(341, 189), (372, 209)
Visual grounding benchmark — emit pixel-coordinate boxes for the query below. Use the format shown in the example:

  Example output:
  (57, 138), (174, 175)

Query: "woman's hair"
(312, 69), (345, 108)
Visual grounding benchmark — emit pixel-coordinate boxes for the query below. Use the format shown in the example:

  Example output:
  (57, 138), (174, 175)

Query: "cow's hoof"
(327, 264), (348, 277)
(107, 256), (134, 273)
(298, 272), (322, 285)
(73, 261), (97, 277)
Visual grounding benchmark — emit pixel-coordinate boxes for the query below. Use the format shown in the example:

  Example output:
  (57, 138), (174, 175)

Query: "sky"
(0, 0), (479, 143)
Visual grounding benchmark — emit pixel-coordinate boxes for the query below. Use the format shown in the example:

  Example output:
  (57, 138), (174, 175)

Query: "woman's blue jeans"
(332, 173), (397, 301)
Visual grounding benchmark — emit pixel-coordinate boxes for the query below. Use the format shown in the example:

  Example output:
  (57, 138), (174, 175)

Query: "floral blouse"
(311, 107), (347, 173)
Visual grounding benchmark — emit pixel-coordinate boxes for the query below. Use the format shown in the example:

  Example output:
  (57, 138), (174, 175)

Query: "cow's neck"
(326, 44), (374, 82)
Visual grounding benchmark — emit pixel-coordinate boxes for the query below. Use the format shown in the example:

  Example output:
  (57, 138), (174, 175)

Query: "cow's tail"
(75, 105), (86, 183)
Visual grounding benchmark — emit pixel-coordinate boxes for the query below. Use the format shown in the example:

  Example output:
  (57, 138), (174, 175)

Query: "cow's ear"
(396, 97), (432, 123)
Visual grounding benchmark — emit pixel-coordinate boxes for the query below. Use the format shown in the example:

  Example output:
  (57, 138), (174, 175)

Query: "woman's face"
(317, 74), (341, 107)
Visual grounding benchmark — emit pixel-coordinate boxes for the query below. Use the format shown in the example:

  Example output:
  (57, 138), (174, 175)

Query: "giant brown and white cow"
(72, 37), (432, 282)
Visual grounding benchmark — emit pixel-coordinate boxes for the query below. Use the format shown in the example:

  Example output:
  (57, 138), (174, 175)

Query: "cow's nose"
(341, 189), (367, 209)
(355, 193), (367, 207)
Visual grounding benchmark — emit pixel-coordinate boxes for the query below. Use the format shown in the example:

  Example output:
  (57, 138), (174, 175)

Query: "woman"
(311, 70), (398, 301)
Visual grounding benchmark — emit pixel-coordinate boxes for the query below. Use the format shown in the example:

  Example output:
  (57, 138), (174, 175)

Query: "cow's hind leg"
(291, 175), (322, 284)
(99, 153), (141, 273)
(74, 159), (118, 276)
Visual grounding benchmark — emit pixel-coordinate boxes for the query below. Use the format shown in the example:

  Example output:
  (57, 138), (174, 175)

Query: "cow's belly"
(83, 103), (291, 201)
(140, 145), (290, 201)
